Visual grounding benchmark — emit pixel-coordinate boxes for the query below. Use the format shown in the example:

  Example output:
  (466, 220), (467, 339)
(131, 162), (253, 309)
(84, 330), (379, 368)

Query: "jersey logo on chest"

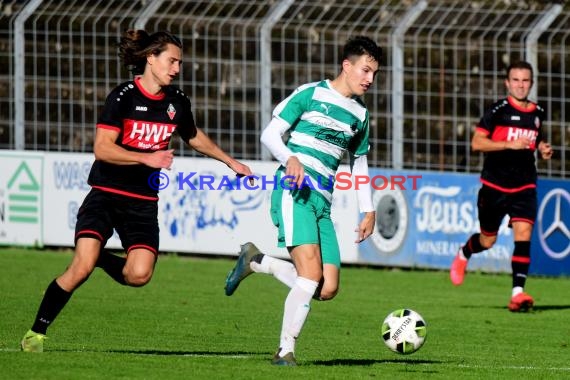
(122, 119), (176, 150)
(167, 104), (176, 120)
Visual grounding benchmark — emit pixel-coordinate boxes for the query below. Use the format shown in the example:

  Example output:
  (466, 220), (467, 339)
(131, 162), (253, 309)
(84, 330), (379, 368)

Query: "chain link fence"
(1, 0), (568, 177)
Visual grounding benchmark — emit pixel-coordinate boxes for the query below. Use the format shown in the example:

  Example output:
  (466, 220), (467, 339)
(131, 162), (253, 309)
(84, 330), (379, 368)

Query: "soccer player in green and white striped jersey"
(225, 36), (381, 365)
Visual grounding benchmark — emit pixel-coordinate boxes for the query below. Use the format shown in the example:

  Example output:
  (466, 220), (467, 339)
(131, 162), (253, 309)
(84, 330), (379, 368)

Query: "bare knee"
(123, 250), (156, 287)
(315, 263), (340, 301)
(318, 284), (339, 301)
(124, 269), (152, 287)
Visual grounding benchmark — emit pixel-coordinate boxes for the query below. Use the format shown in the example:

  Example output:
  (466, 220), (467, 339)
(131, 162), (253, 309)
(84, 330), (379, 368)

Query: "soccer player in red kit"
(450, 61), (553, 312)
(21, 30), (253, 352)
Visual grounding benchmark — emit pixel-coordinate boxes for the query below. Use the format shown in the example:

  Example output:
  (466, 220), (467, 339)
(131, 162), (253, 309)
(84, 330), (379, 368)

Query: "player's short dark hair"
(342, 36), (382, 64)
(506, 61), (534, 80)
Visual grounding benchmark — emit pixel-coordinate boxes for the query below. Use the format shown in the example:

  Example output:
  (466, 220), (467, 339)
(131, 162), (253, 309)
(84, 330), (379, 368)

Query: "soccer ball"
(381, 308), (427, 354)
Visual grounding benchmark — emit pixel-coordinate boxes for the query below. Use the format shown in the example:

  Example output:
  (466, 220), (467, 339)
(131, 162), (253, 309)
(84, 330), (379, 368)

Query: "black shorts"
(477, 185), (537, 236)
(75, 188), (159, 254)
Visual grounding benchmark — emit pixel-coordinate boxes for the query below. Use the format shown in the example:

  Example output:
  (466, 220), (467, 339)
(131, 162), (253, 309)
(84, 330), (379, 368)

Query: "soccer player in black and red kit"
(450, 61), (553, 312)
(21, 30), (253, 352)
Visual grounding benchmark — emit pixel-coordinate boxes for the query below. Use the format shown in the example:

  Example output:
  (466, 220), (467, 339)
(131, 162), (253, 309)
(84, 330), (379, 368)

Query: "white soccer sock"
(250, 255), (297, 289)
(279, 276), (318, 355)
(512, 286), (523, 297)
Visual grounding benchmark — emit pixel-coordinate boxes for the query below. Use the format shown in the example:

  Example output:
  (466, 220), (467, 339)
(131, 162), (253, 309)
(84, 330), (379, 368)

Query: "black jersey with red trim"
(88, 77), (198, 199)
(477, 96), (545, 192)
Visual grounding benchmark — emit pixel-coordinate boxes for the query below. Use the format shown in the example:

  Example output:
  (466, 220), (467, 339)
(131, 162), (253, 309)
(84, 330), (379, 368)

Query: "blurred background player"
(224, 36), (381, 365)
(21, 29), (253, 352)
(449, 61), (553, 312)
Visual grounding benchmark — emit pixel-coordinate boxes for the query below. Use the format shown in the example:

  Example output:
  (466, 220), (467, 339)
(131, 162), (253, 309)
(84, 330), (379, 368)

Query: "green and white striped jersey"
(273, 79), (370, 202)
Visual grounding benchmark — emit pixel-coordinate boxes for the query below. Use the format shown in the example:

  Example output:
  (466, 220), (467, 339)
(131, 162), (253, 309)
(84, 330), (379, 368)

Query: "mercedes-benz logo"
(537, 188), (570, 259)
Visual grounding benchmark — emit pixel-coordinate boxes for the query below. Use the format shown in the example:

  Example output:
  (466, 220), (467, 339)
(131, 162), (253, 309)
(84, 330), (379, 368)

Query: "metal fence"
(1, 0), (568, 177)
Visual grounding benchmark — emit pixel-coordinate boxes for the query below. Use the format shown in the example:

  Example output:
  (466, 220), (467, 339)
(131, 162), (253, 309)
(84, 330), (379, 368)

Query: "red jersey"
(88, 77), (197, 199)
(476, 96), (546, 193)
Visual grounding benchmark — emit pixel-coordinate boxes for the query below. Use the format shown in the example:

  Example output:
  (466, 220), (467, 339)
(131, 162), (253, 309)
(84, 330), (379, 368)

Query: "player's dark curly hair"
(118, 29), (182, 75)
(342, 36), (382, 64)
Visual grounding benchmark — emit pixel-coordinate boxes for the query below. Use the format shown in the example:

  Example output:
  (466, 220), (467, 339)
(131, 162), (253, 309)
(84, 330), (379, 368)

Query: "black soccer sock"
(96, 250), (127, 285)
(462, 233), (485, 259)
(31, 279), (72, 335)
(512, 241), (531, 289)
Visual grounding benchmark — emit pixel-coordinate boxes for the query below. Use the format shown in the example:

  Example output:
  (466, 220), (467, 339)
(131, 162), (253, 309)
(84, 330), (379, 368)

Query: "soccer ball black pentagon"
(381, 308), (427, 354)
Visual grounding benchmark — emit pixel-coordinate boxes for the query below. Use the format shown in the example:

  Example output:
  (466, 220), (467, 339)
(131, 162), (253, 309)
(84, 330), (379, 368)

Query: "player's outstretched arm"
(187, 128), (253, 177)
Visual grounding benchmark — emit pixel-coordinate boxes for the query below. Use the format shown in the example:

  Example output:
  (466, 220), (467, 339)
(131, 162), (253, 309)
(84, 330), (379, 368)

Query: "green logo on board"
(7, 161), (40, 224)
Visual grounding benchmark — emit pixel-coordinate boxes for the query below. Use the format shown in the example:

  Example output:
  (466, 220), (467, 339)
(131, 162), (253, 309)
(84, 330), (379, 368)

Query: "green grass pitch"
(1, 248), (570, 379)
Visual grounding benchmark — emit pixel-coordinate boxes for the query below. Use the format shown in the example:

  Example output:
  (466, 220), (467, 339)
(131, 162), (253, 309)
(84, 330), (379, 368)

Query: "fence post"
(259, 0), (294, 161)
(134, 0), (166, 30)
(525, 3), (562, 102)
(14, 0), (43, 151)
(390, 0), (427, 169)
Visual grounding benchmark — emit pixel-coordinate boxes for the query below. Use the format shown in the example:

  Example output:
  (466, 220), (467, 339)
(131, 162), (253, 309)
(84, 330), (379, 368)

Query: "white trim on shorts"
(282, 189), (294, 246)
